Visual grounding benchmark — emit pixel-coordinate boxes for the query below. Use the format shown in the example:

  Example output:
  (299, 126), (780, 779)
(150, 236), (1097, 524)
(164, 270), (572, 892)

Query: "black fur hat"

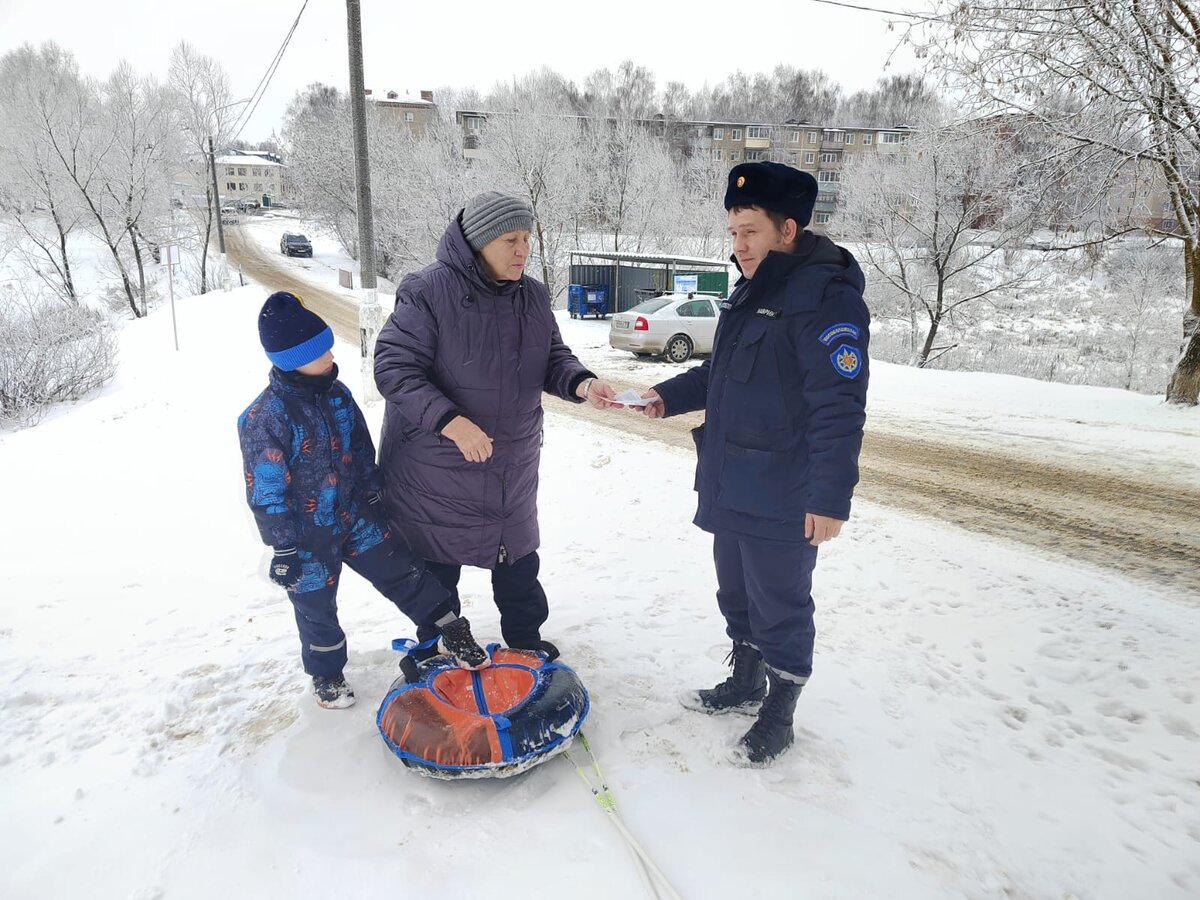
(724, 161), (818, 228)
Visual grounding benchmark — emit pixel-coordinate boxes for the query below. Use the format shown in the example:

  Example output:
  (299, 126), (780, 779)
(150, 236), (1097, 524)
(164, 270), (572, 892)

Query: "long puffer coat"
(374, 215), (592, 568)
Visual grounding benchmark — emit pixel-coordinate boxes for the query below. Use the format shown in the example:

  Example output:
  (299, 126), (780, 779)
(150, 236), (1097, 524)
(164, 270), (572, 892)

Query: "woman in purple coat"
(374, 192), (616, 659)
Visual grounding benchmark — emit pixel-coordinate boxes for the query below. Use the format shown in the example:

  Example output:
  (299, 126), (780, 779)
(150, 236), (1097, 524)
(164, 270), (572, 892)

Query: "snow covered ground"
(2, 283), (1199, 899)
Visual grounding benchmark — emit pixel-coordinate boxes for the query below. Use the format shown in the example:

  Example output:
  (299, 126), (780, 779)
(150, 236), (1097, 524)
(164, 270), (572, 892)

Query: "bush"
(0, 291), (118, 428)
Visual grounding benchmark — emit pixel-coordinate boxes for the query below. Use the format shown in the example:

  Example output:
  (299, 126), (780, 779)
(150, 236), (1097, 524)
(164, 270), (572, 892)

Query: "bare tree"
(834, 120), (1045, 366)
(913, 0), (1200, 403)
(168, 42), (235, 294)
(0, 44), (84, 303)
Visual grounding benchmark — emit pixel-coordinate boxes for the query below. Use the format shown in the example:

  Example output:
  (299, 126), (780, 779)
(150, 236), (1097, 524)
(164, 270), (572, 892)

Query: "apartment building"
(217, 154), (286, 207)
(454, 110), (912, 229)
(367, 89), (438, 135)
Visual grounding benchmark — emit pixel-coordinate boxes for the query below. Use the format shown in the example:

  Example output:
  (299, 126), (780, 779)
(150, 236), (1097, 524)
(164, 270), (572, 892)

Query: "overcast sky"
(0, 0), (923, 142)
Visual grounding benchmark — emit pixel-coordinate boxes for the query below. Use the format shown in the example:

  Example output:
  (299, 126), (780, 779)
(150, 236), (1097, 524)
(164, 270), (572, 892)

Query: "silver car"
(608, 293), (721, 362)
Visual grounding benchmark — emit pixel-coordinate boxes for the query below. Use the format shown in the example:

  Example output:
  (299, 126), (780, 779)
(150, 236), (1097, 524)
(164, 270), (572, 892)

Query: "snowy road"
(227, 233), (1200, 602)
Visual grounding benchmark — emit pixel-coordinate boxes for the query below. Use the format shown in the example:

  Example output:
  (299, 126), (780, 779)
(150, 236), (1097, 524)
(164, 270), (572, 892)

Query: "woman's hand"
(578, 377), (621, 409)
(441, 416), (494, 463)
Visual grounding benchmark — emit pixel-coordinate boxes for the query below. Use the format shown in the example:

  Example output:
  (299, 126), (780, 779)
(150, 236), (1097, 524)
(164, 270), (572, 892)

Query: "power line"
(230, 0), (310, 142)
(803, 0), (942, 23)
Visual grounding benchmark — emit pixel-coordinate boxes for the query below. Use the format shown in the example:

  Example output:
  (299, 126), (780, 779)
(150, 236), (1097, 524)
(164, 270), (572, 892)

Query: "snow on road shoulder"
(1, 288), (1198, 898)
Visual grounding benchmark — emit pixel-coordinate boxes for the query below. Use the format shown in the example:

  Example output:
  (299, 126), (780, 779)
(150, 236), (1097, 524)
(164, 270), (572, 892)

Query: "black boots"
(438, 616), (490, 669)
(312, 674), (356, 709)
(682, 641), (767, 714)
(737, 669), (804, 764)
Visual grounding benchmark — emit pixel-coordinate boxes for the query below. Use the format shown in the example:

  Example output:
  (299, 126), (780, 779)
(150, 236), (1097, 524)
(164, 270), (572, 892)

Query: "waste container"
(568, 284), (609, 319)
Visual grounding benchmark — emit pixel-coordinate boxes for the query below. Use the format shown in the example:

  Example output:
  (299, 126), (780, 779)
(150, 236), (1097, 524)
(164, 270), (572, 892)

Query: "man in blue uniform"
(638, 161), (869, 764)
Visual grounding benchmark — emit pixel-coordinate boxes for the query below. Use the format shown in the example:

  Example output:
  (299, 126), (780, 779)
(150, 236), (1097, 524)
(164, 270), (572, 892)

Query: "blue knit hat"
(257, 291), (334, 370)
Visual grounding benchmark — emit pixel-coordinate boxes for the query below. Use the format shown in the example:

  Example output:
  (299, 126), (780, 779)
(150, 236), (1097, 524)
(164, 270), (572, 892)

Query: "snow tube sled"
(377, 642), (589, 779)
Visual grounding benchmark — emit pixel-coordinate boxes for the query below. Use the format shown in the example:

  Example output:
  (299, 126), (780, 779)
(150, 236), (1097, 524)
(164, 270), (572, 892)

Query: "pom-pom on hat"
(724, 161), (818, 229)
(257, 291), (334, 371)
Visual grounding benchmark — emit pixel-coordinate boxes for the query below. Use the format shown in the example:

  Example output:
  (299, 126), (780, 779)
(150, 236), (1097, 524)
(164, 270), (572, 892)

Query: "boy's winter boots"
(682, 641), (767, 714)
(312, 674), (356, 709)
(736, 669), (804, 764)
(438, 616), (490, 669)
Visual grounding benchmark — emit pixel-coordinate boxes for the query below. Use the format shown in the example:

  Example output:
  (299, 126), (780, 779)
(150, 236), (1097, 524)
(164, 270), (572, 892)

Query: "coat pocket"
(726, 319), (769, 383)
(718, 441), (803, 521)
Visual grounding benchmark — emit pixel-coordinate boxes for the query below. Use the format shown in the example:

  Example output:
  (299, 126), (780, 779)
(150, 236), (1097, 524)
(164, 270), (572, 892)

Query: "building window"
(730, 150), (740, 161)
(404, 111), (414, 122)
(731, 128), (743, 141)
(712, 148), (723, 161)
(789, 131), (799, 142)
(820, 152), (839, 163)
(863, 134), (873, 145)
(225, 166), (235, 176)
(746, 126), (768, 139)
(817, 170), (840, 183)
(238, 182), (248, 191)
(237, 167), (246, 176)
(846, 134), (856, 145)
(786, 151), (796, 163)
(825, 131), (845, 143)
(817, 192), (837, 204)
(713, 127), (724, 140)
(269, 183), (276, 192)
(808, 131), (818, 144)
(226, 181), (236, 190)
(815, 212), (832, 224)
(466, 116), (482, 132)
(803, 151), (816, 164)
(745, 149), (768, 161)
(882, 132), (907, 144)
(253, 182), (262, 191)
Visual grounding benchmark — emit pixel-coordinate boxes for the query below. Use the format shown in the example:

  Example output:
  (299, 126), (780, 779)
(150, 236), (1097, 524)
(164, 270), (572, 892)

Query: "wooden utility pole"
(345, 0), (380, 401)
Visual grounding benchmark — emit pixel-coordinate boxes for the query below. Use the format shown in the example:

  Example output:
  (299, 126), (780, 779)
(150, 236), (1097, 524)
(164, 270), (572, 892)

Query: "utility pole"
(207, 135), (229, 291)
(346, 0), (381, 401)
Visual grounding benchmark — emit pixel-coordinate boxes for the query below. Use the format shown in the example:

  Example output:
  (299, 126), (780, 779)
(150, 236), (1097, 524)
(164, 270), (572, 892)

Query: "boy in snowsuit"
(238, 291), (488, 709)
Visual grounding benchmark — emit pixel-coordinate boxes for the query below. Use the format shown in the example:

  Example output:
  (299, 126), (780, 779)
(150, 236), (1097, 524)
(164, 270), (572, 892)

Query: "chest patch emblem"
(830, 344), (863, 379)
(818, 322), (862, 345)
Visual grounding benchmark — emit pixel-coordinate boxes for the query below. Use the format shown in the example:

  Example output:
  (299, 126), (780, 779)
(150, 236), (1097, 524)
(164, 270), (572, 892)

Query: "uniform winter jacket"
(237, 366), (383, 550)
(374, 215), (592, 569)
(653, 233), (869, 542)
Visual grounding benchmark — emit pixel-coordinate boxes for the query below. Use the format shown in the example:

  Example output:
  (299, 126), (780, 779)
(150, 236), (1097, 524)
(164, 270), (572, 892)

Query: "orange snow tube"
(376, 645), (589, 778)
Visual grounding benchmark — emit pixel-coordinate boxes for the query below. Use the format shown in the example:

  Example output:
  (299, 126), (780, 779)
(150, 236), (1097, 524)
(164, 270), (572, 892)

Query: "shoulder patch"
(818, 322), (862, 345)
(830, 344), (863, 379)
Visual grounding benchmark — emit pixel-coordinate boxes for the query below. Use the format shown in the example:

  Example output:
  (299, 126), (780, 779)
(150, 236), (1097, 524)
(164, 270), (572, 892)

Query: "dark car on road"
(280, 232), (312, 257)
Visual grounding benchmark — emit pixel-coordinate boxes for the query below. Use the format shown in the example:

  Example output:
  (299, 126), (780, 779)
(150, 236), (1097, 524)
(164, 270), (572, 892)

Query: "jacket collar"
(436, 213), (522, 296)
(270, 363), (339, 398)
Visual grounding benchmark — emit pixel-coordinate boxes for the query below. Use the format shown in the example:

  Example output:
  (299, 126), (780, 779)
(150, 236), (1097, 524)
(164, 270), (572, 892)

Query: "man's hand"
(442, 415), (493, 463)
(577, 377), (622, 409)
(639, 389), (665, 419)
(805, 514), (844, 546)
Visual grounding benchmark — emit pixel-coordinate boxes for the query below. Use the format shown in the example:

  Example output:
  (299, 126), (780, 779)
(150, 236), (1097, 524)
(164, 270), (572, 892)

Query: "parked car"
(219, 206), (239, 226)
(608, 293), (720, 363)
(280, 232), (313, 257)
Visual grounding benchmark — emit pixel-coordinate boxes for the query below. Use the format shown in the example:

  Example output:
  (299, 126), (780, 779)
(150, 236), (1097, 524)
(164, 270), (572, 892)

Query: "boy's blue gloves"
(269, 547), (301, 588)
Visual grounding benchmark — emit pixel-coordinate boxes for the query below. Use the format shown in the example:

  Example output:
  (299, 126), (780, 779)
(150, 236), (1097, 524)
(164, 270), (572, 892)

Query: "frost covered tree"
(168, 42), (236, 295)
(281, 84), (360, 254)
(100, 62), (177, 315)
(913, 0), (1200, 402)
(476, 74), (586, 301)
(833, 120), (1045, 366)
(0, 43), (85, 304)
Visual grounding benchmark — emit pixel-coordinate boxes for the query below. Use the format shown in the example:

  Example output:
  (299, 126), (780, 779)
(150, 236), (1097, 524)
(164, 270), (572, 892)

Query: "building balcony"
(745, 137), (770, 149)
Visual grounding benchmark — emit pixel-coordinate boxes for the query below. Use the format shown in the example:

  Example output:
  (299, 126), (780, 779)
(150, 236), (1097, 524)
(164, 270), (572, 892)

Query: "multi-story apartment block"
(452, 109), (913, 230)
(367, 89), (437, 135)
(217, 154), (286, 207)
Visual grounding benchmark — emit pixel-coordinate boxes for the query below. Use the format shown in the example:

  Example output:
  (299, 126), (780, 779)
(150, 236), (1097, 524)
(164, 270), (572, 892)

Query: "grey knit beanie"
(461, 191), (534, 252)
